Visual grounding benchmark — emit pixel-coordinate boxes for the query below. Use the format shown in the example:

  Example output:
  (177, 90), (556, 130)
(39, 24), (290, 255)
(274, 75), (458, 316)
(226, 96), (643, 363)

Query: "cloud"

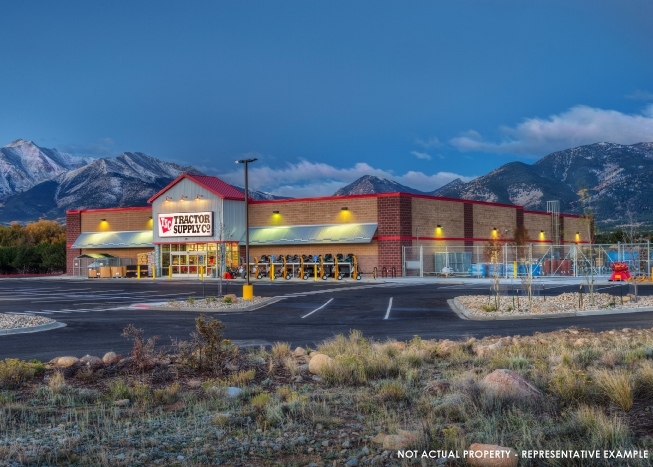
(415, 136), (441, 148)
(411, 151), (432, 160)
(59, 137), (115, 158)
(219, 160), (473, 196)
(450, 104), (653, 156)
(626, 90), (653, 101)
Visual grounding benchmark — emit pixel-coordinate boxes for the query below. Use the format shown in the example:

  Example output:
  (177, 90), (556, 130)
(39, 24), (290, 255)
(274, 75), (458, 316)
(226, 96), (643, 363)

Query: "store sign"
(158, 212), (213, 237)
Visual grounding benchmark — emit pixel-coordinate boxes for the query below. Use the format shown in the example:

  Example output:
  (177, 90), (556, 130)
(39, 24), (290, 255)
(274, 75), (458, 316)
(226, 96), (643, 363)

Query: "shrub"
(250, 392), (271, 411)
(634, 362), (653, 397)
(0, 358), (34, 389)
(548, 367), (594, 404)
(223, 296), (232, 304)
(187, 295), (195, 305)
(271, 342), (291, 360)
(122, 324), (159, 370)
(48, 371), (66, 393)
(228, 369), (256, 387)
(153, 382), (181, 405)
(573, 405), (630, 447)
(174, 315), (238, 374)
(593, 369), (633, 411)
(108, 379), (131, 400)
(377, 382), (409, 402)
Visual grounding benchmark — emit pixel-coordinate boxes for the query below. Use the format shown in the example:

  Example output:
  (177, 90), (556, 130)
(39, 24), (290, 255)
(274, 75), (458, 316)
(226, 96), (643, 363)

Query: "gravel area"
(0, 313), (54, 330)
(162, 296), (271, 310)
(457, 292), (653, 316)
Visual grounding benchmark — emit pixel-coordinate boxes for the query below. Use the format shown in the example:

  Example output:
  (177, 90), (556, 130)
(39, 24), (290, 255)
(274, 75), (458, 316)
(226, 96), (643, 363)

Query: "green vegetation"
(0, 220), (66, 274)
(1, 322), (653, 465)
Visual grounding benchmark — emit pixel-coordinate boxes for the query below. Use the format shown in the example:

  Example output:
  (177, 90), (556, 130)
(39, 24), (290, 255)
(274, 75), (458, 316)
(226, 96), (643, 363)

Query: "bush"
(122, 324), (159, 370)
(0, 358), (34, 389)
(592, 369), (633, 411)
(174, 315), (238, 374)
(573, 405), (630, 447)
(153, 382), (181, 405)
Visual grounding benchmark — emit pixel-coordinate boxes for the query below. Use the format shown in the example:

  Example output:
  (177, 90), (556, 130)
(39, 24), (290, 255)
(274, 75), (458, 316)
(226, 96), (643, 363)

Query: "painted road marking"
(301, 298), (334, 319)
(384, 297), (393, 320)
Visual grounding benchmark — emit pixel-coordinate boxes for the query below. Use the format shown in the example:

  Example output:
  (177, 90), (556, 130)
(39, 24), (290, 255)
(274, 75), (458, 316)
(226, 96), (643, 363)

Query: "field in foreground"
(1, 318), (653, 466)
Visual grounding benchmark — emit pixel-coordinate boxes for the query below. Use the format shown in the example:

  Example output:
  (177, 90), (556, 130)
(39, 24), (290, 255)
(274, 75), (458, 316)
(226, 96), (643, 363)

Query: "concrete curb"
(448, 297), (653, 321)
(0, 321), (66, 335)
(130, 296), (285, 313)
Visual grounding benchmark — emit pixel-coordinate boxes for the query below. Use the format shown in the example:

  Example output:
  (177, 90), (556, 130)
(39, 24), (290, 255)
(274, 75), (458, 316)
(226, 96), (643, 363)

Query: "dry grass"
(2, 323), (653, 466)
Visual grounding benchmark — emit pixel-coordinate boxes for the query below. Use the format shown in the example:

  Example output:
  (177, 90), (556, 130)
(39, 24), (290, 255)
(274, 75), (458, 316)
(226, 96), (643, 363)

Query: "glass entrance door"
(171, 252), (208, 277)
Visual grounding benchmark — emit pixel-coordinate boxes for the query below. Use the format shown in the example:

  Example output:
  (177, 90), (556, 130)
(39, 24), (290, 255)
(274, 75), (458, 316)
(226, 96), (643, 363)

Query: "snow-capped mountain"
(0, 139), (92, 200)
(333, 142), (653, 228)
(333, 175), (426, 196)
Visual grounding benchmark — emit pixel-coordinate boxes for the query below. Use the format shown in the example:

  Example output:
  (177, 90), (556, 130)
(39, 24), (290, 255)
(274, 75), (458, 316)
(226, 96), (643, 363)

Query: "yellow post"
(243, 284), (254, 300)
(271, 258), (275, 281)
(200, 266), (204, 281)
(513, 261), (517, 278)
(168, 264), (172, 280)
(314, 263), (317, 281)
(152, 266), (156, 280)
(650, 267), (653, 282)
(137, 264), (141, 280)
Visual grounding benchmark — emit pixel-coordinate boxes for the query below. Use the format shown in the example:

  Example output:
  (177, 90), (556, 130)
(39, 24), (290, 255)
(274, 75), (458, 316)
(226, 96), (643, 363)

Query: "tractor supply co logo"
(158, 212), (213, 237)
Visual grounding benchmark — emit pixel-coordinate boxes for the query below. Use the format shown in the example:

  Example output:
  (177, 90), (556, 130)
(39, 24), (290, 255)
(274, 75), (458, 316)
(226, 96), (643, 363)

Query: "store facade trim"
(71, 230), (153, 249)
(244, 222), (378, 245)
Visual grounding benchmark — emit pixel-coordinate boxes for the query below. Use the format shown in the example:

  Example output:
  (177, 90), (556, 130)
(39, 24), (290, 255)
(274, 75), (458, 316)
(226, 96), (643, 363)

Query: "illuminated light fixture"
(437, 224), (442, 228)
(180, 195), (188, 201)
(272, 210), (280, 214)
(100, 218), (107, 221)
(341, 207), (349, 211)
(196, 194), (203, 200)
(149, 216), (153, 220)
(492, 228), (498, 238)
(165, 196), (172, 201)
(541, 230), (544, 233)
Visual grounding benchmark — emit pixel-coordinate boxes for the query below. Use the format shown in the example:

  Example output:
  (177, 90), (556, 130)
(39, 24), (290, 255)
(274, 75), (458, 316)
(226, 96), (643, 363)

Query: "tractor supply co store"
(66, 173), (588, 279)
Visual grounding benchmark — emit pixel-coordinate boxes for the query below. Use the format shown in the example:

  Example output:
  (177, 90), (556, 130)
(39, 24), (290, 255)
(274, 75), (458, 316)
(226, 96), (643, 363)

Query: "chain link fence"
(403, 242), (652, 278)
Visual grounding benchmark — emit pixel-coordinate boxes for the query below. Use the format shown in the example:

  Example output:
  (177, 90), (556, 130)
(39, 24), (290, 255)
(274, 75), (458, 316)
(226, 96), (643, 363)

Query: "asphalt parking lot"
(2, 277), (653, 362)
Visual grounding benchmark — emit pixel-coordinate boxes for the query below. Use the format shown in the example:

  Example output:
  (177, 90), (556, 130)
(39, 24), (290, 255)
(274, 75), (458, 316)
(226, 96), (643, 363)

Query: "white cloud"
(626, 90), (653, 101)
(415, 136), (441, 148)
(410, 151), (432, 160)
(450, 104), (653, 156)
(219, 160), (473, 196)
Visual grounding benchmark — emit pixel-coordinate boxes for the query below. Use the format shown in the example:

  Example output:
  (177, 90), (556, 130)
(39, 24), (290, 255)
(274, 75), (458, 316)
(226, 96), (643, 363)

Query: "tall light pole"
(236, 158), (257, 300)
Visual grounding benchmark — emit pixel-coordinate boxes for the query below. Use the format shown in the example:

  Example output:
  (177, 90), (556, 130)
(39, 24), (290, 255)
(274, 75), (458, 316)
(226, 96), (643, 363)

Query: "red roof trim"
(147, 173), (245, 204)
(65, 206), (150, 214)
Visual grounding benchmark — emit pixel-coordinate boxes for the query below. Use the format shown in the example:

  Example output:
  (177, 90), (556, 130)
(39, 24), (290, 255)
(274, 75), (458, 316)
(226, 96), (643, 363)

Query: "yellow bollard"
(243, 284), (253, 300)
(168, 265), (172, 280)
(137, 264), (141, 280)
(152, 266), (156, 280)
(314, 263), (317, 281)
(200, 266), (204, 281)
(513, 261), (517, 278)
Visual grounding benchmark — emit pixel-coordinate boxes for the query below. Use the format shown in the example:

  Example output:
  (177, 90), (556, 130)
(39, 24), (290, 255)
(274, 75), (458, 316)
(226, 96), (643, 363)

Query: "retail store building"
(66, 173), (588, 278)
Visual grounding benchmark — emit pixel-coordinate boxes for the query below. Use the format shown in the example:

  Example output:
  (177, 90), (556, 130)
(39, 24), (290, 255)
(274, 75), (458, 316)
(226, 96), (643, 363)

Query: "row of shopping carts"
(249, 253), (362, 280)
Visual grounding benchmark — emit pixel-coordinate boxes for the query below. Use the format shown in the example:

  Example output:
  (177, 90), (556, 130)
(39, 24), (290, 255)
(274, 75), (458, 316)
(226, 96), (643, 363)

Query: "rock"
(362, 446), (370, 455)
(346, 458), (359, 466)
(102, 352), (119, 364)
(297, 364), (309, 373)
(292, 376), (304, 383)
(371, 434), (387, 445)
(308, 353), (333, 375)
(80, 355), (103, 367)
(481, 369), (542, 399)
(114, 399), (130, 407)
(225, 387), (244, 399)
(465, 443), (518, 467)
(342, 439), (351, 448)
(55, 356), (79, 368)
(382, 435), (412, 450)
(224, 293), (238, 302)
(292, 347), (307, 357)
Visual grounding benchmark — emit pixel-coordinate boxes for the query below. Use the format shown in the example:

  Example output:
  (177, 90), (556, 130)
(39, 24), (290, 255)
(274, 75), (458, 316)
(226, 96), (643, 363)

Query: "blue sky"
(2, 1), (652, 196)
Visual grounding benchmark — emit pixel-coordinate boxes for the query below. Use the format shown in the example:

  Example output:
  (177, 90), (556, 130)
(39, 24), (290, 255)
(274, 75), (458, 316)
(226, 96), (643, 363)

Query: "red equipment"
(609, 262), (631, 281)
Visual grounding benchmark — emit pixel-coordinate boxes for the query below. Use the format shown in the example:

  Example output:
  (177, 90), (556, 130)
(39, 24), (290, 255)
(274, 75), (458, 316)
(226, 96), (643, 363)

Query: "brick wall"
(377, 195), (412, 276)
(464, 203), (474, 248)
(523, 212), (550, 242)
(249, 197), (378, 227)
(66, 211), (82, 275)
(81, 208), (152, 232)
(411, 198), (464, 239)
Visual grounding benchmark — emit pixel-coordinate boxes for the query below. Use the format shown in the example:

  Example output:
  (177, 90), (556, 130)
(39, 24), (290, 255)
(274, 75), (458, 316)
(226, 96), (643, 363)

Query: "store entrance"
(170, 251), (212, 277)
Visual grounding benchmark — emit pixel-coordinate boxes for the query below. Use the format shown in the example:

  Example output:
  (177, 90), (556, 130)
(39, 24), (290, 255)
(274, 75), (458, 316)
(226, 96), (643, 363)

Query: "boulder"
(102, 352), (119, 364)
(225, 387), (244, 399)
(481, 369), (542, 399)
(224, 294), (238, 303)
(80, 355), (103, 367)
(308, 353), (333, 375)
(436, 339), (459, 356)
(55, 356), (79, 368)
(382, 430), (420, 450)
(292, 347), (307, 357)
(465, 443), (518, 467)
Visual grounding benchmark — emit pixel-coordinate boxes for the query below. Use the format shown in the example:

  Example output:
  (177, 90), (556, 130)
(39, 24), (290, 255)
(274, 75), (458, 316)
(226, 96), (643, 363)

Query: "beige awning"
(71, 230), (153, 249)
(242, 223), (377, 245)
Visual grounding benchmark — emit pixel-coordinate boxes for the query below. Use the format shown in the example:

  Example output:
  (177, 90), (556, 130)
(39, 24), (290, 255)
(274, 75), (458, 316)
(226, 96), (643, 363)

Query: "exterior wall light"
(437, 224), (441, 228)
(100, 218), (107, 221)
(165, 196), (172, 201)
(196, 194), (203, 200)
(180, 195), (188, 201)
(272, 210), (280, 214)
(341, 207), (349, 211)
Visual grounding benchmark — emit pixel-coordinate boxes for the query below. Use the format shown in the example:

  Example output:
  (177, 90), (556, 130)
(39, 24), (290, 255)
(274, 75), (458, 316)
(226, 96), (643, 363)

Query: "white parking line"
(384, 297), (393, 320)
(301, 298), (334, 319)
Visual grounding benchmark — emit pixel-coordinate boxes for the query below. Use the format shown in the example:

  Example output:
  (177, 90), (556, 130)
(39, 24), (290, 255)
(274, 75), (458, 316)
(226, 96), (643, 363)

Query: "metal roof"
(148, 173), (245, 203)
(242, 223), (378, 245)
(71, 230), (153, 249)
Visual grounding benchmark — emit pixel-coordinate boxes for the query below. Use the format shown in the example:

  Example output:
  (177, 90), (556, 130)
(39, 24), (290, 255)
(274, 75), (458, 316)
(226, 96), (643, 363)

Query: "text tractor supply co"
(158, 212), (213, 236)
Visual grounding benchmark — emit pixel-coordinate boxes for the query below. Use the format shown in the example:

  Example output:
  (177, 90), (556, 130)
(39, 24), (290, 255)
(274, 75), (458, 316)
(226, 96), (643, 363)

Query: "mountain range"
(0, 140), (282, 223)
(2, 139), (652, 228)
(334, 142), (653, 228)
